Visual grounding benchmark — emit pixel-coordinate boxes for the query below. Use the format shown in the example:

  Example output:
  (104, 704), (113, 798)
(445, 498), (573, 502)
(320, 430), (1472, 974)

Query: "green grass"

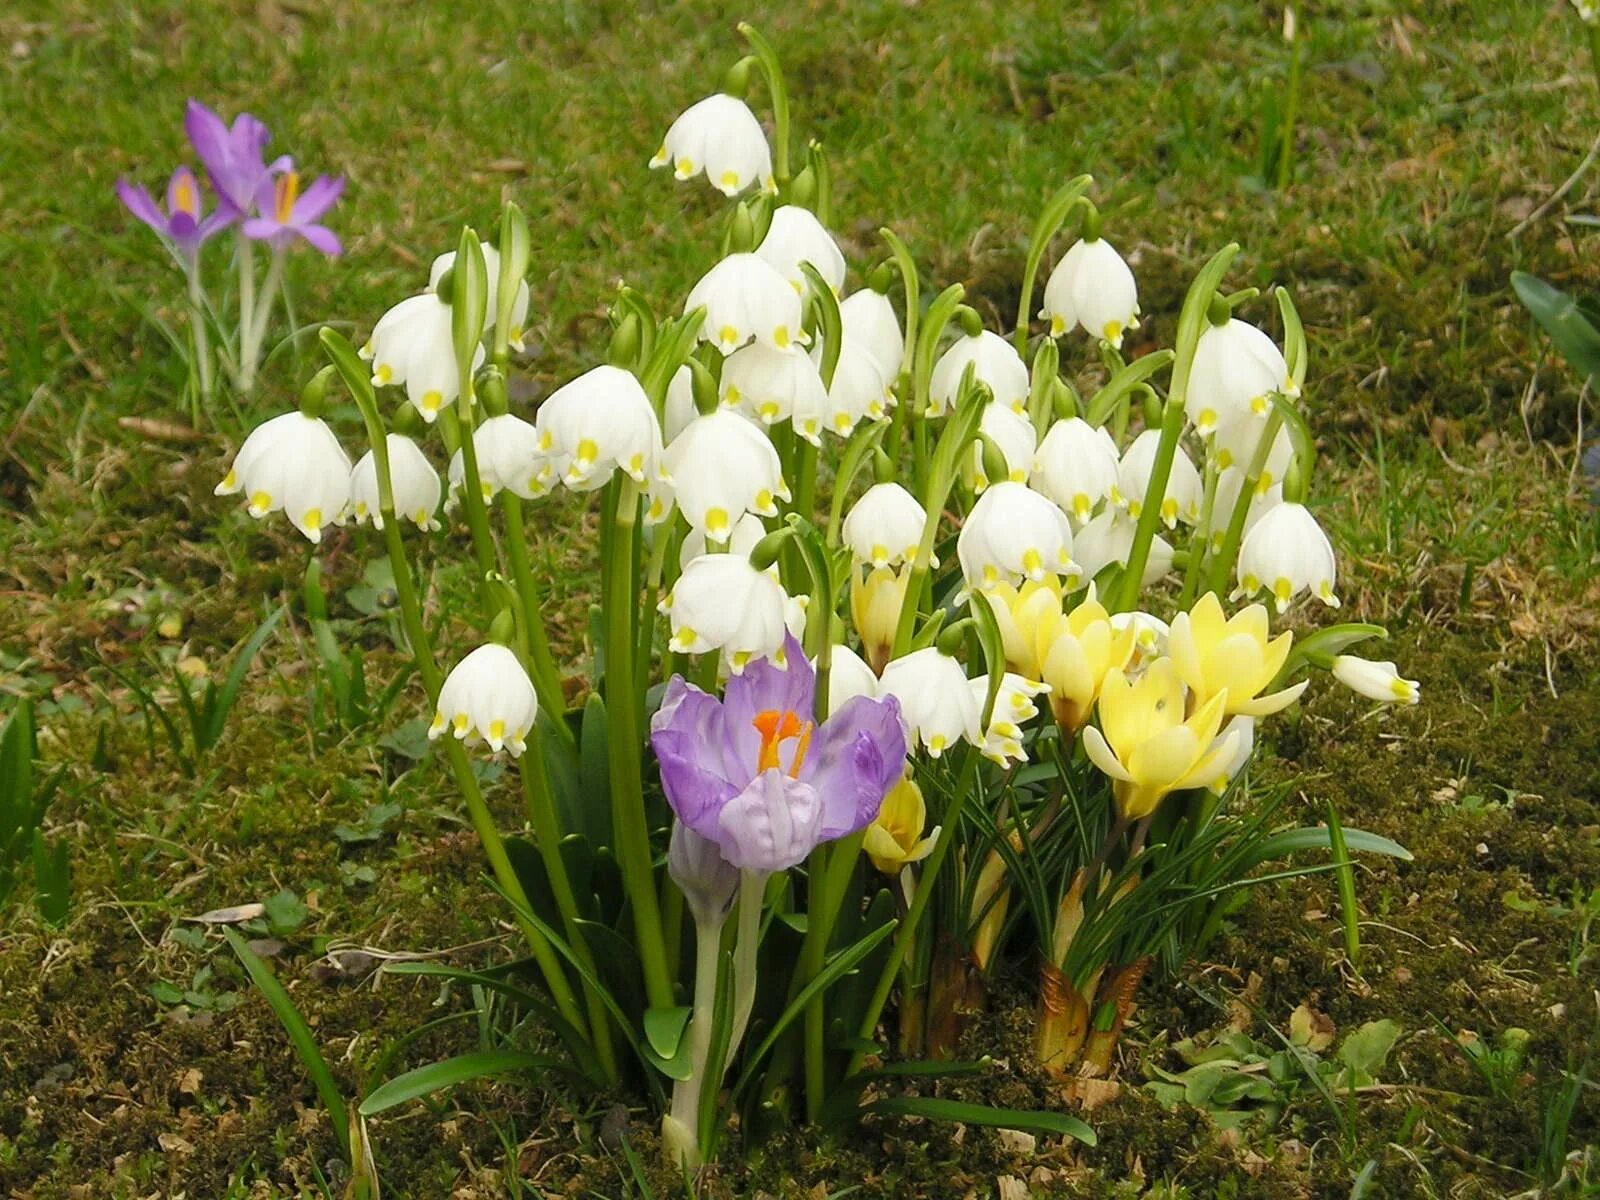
(3, 0), (1599, 1196)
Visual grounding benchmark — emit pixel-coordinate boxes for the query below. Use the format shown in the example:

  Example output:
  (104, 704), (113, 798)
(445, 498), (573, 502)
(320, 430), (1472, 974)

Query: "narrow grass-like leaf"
(1325, 802), (1361, 968)
(360, 1050), (566, 1115)
(1512, 271), (1600, 384)
(203, 607), (286, 751)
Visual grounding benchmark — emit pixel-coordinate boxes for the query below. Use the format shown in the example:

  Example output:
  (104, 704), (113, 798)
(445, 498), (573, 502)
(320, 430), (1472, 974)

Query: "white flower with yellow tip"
(680, 511), (766, 568)
(662, 410), (787, 537)
(755, 205), (846, 296)
(1188, 318), (1297, 436)
(1209, 467), (1281, 552)
(1039, 238), (1140, 348)
(928, 330), (1029, 416)
(428, 643), (537, 756)
(972, 403), (1037, 491)
(649, 93), (773, 196)
(1574, 0), (1598, 23)
(1071, 509), (1175, 587)
(1110, 611), (1169, 669)
(361, 293), (484, 423)
(1168, 592), (1308, 717)
(878, 648), (982, 758)
(1212, 407), (1293, 483)
(957, 482), (1077, 594)
(851, 565), (910, 674)
(351, 434), (441, 531)
(823, 642), (880, 714)
(813, 336), (894, 440)
(664, 365), (698, 443)
(1112, 429), (1202, 527)
(840, 288), (904, 380)
(1082, 658), (1241, 821)
(1029, 596), (1136, 733)
(685, 253), (805, 353)
(1332, 656), (1420, 706)
(536, 365), (662, 492)
(1032, 417), (1120, 524)
(215, 411), (351, 543)
(842, 482), (927, 570)
(429, 242), (528, 345)
(721, 340), (829, 429)
(970, 672), (1050, 766)
(1235, 502), (1339, 612)
(864, 773), (939, 875)
(661, 553), (789, 671)
(447, 413), (550, 503)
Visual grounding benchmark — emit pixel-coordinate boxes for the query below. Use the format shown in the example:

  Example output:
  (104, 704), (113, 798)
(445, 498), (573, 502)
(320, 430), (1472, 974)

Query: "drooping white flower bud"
(1188, 318), (1297, 436)
(662, 410), (788, 538)
(215, 411), (352, 543)
(1332, 656), (1420, 705)
(878, 648), (982, 758)
(685, 253), (805, 354)
(428, 241), (528, 344)
(428, 643), (537, 756)
(928, 330), (1028, 417)
(1032, 417), (1121, 524)
(1039, 238), (1140, 348)
(649, 94), (774, 196)
(361, 293), (485, 423)
(842, 482), (927, 570)
(536, 365), (662, 492)
(972, 403), (1037, 491)
(839, 288), (904, 380)
(957, 481), (1076, 593)
(754, 205), (845, 296)
(1112, 429), (1203, 527)
(661, 553), (790, 672)
(447, 413), (550, 503)
(351, 434), (441, 531)
(721, 341), (829, 429)
(1235, 501), (1339, 612)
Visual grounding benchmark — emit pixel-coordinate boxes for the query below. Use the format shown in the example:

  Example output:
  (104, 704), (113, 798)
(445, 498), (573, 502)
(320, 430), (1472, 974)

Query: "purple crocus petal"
(291, 174), (344, 222)
(115, 180), (165, 234)
(185, 99), (274, 212)
(650, 677), (742, 836)
(240, 216), (279, 243)
(198, 207), (237, 239)
(296, 224), (342, 256)
(803, 694), (908, 840)
(715, 770), (823, 873)
(720, 634), (815, 767)
(167, 210), (202, 253)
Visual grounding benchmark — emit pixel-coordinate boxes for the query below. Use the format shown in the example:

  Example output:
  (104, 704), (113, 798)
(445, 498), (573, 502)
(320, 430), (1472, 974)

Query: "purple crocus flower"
(115, 166), (230, 259)
(183, 99), (289, 216)
(242, 171), (344, 255)
(650, 636), (908, 874)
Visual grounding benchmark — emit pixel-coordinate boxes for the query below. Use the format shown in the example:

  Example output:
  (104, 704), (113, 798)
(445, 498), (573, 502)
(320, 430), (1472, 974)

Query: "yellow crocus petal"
(863, 824), (908, 874)
(1261, 629), (1294, 681)
(1209, 631), (1268, 702)
(1126, 725), (1203, 792)
(1185, 687), (1231, 751)
(1167, 611), (1208, 696)
(1233, 679), (1309, 718)
(1187, 591), (1227, 648)
(1174, 726), (1245, 792)
(1082, 725), (1133, 783)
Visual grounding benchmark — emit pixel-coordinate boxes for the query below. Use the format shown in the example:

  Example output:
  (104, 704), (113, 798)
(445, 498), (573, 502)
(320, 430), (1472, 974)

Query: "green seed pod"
(477, 368), (510, 418)
(609, 312), (643, 368)
(487, 607), (518, 647)
(956, 305), (984, 339)
(299, 364), (336, 419)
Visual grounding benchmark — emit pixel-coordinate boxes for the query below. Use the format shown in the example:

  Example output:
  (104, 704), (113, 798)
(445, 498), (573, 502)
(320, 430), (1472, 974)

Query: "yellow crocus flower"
(1082, 658), (1240, 820)
(851, 564), (909, 674)
(981, 576), (1065, 677)
(1030, 596), (1136, 733)
(863, 773), (940, 874)
(1168, 592), (1307, 718)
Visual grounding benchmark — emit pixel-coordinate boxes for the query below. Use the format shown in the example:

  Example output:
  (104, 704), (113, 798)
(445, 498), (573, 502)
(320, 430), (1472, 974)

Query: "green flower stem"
(847, 750), (979, 1078)
(244, 247), (286, 379)
(1205, 408), (1286, 599)
(670, 911), (728, 1164)
(728, 868), (766, 1056)
(794, 441), (818, 527)
(235, 235), (256, 391)
(606, 476), (675, 1011)
(496, 493), (571, 743)
(185, 264), (212, 427)
(739, 23), (790, 185)
(1013, 176), (1093, 355)
(1276, 11), (1304, 191)
(453, 414), (503, 622)
(518, 737), (618, 1082)
(1178, 455), (1222, 610)
(800, 828), (866, 1122)
(1111, 396), (1184, 614)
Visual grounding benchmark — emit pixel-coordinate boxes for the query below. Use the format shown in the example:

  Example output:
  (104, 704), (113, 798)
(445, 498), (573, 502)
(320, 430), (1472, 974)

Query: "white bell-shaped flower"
(351, 434), (441, 531)
(972, 403), (1037, 491)
(447, 414), (550, 503)
(662, 410), (787, 538)
(1110, 611), (1170, 671)
(1332, 656), (1420, 706)
(878, 648), (982, 758)
(957, 481), (1077, 593)
(1207, 715), (1257, 793)
(1235, 501), (1339, 612)
(649, 93), (774, 197)
(685, 253), (805, 353)
(928, 330), (1029, 416)
(842, 482), (927, 569)
(1188, 319), (1297, 436)
(428, 643), (537, 756)
(811, 336), (893, 441)
(1032, 417), (1121, 524)
(754, 205), (846, 296)
(1072, 509), (1174, 587)
(1112, 429), (1202, 527)
(823, 643), (880, 714)
(216, 411), (352, 543)
(664, 365), (698, 444)
(661, 553), (790, 672)
(1209, 468), (1281, 552)
(721, 341), (829, 429)
(680, 511), (767, 569)
(536, 365), (662, 492)
(1039, 238), (1140, 348)
(1212, 407), (1294, 485)
(361, 293), (485, 423)
(840, 289), (904, 380)
(428, 242), (528, 344)
(969, 672), (1050, 766)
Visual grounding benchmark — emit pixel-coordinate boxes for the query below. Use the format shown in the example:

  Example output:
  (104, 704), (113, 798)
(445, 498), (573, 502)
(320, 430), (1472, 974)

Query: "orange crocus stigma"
(274, 171), (300, 223)
(752, 709), (813, 777)
(173, 174), (198, 217)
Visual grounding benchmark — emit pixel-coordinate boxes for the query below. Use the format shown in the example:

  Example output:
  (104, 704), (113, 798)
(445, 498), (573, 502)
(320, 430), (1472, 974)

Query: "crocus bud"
(863, 774), (938, 875)
(1332, 657), (1420, 705)
(668, 821), (740, 926)
(851, 565), (909, 673)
